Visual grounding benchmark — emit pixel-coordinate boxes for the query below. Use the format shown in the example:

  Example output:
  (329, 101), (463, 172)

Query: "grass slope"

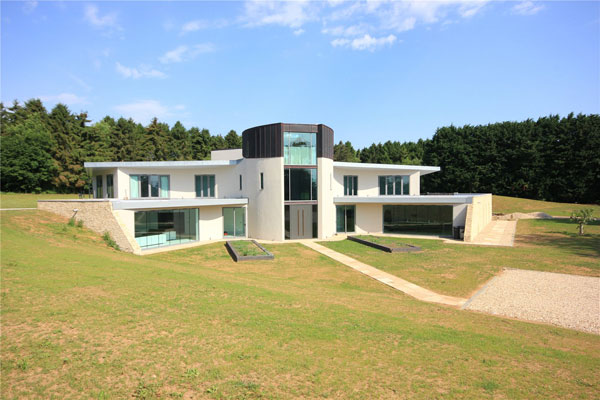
(493, 195), (600, 216)
(0, 193), (81, 209)
(1, 210), (599, 399)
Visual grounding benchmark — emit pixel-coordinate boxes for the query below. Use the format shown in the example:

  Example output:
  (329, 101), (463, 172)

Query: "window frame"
(106, 174), (114, 198)
(343, 175), (358, 196)
(95, 175), (103, 199)
(284, 167), (318, 202)
(130, 174), (170, 199)
(378, 175), (410, 196)
(195, 174), (216, 198)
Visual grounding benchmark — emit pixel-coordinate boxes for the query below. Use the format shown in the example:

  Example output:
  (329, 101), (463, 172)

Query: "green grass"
(1, 210), (599, 399)
(228, 240), (267, 257)
(493, 195), (600, 216)
(322, 219), (599, 298)
(0, 192), (82, 208)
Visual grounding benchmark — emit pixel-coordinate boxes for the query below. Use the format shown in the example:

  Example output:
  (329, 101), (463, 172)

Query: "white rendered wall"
(354, 203), (383, 234)
(318, 158), (336, 239)
(115, 167), (242, 200)
(241, 158), (285, 241)
(452, 204), (468, 228)
(199, 206), (227, 241)
(333, 169), (421, 197)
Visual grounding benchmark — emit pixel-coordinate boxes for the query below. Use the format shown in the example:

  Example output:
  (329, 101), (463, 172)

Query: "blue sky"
(2, 1), (598, 147)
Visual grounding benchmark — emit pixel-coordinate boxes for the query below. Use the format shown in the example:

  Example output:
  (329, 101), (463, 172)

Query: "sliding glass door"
(336, 205), (355, 233)
(223, 207), (246, 237)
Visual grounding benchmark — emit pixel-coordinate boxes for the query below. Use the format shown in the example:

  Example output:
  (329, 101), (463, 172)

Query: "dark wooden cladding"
(242, 122), (334, 159)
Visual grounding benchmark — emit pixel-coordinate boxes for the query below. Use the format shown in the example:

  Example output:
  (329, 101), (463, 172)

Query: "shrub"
(102, 232), (120, 251)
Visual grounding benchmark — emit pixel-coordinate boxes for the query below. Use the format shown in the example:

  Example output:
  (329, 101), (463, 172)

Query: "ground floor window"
(383, 205), (452, 236)
(94, 175), (103, 198)
(135, 208), (198, 249)
(336, 205), (355, 233)
(223, 207), (246, 237)
(106, 174), (114, 198)
(285, 204), (317, 239)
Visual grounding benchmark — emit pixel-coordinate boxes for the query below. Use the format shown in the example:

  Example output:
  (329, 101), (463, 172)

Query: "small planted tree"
(570, 209), (595, 235)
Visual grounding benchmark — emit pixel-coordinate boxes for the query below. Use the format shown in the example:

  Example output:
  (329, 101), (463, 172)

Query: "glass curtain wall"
(284, 168), (317, 201)
(284, 132), (317, 165)
(383, 205), (452, 236)
(134, 208), (199, 249)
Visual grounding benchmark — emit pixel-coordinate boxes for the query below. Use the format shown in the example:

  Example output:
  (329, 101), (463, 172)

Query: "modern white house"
(38, 123), (492, 254)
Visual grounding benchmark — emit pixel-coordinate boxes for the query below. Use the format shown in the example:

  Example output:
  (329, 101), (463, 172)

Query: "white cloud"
(114, 100), (185, 124)
(181, 19), (208, 34)
(242, 0), (318, 29)
(39, 93), (88, 106)
(159, 44), (214, 64)
(293, 28), (305, 36)
(115, 62), (166, 79)
(22, 1), (38, 14)
(321, 24), (366, 37)
(331, 34), (397, 51)
(512, 1), (544, 16)
(84, 4), (121, 31)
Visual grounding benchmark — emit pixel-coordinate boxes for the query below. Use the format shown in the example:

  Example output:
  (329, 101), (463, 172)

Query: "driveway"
(464, 269), (600, 334)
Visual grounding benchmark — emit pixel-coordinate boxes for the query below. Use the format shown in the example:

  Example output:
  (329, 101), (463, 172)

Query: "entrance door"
(289, 204), (313, 239)
(223, 207), (246, 237)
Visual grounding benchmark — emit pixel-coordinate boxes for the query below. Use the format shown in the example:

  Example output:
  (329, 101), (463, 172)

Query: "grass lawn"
(0, 192), (82, 209)
(493, 195), (600, 216)
(228, 240), (267, 257)
(1, 210), (599, 399)
(321, 219), (599, 298)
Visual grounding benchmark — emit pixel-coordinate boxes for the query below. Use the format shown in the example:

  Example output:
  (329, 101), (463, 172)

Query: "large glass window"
(284, 132), (317, 165)
(383, 205), (452, 236)
(223, 207), (246, 237)
(336, 205), (356, 233)
(134, 208), (198, 249)
(195, 175), (215, 198)
(379, 175), (410, 195)
(130, 175), (169, 199)
(284, 168), (317, 201)
(343, 176), (358, 196)
(95, 175), (103, 198)
(106, 174), (114, 198)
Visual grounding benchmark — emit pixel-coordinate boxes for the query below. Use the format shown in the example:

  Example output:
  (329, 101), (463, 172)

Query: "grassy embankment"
(0, 192), (81, 209)
(1, 209), (599, 398)
(492, 194), (600, 216)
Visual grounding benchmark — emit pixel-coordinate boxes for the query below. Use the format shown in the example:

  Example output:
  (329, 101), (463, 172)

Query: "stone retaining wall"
(37, 200), (140, 254)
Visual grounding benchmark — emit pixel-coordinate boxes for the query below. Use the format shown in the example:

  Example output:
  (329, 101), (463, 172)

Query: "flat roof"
(334, 194), (490, 205)
(112, 198), (248, 210)
(333, 162), (440, 175)
(84, 160), (241, 169)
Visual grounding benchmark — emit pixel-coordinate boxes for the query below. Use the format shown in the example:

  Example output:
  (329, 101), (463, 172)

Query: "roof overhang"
(111, 198), (248, 210)
(334, 194), (489, 205)
(333, 162), (440, 176)
(84, 160), (241, 169)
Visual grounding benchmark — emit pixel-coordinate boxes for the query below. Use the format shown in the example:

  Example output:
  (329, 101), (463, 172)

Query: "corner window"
(343, 175), (358, 196)
(195, 175), (215, 198)
(379, 175), (409, 195)
(106, 174), (114, 198)
(95, 175), (103, 199)
(130, 175), (169, 199)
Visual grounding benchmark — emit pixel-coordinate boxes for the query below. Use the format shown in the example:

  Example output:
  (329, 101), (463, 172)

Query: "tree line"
(1, 99), (598, 203)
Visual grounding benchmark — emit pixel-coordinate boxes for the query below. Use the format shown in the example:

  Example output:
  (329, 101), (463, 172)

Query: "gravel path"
(464, 269), (600, 334)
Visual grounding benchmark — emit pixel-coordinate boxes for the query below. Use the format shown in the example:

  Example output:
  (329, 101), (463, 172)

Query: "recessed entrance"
(285, 204), (317, 239)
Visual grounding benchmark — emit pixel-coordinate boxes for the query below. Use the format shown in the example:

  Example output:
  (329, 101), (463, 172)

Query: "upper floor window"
(130, 175), (169, 199)
(195, 175), (215, 198)
(106, 174), (114, 198)
(379, 175), (410, 195)
(94, 175), (103, 199)
(284, 132), (317, 165)
(284, 168), (317, 201)
(343, 175), (358, 196)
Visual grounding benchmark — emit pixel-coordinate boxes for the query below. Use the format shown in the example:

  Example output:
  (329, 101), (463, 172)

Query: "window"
(239, 174), (243, 191)
(336, 205), (356, 233)
(343, 175), (358, 196)
(95, 175), (103, 198)
(260, 173), (264, 190)
(195, 175), (215, 198)
(383, 205), (452, 236)
(378, 175), (410, 195)
(130, 175), (169, 199)
(134, 208), (198, 249)
(284, 168), (317, 201)
(284, 132), (317, 165)
(223, 207), (246, 237)
(106, 174), (114, 198)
